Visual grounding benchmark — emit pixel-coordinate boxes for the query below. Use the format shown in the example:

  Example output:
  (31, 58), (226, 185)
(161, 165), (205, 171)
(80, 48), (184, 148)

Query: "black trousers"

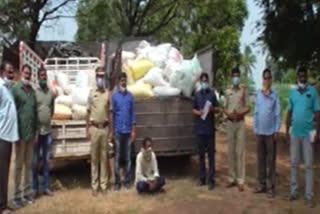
(0, 140), (12, 212)
(256, 135), (276, 191)
(197, 134), (215, 184)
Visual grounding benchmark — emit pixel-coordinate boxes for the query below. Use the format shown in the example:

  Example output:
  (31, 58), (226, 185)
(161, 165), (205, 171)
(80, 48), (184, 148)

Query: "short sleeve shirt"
(224, 86), (249, 113)
(87, 89), (110, 124)
(35, 87), (54, 135)
(288, 85), (320, 137)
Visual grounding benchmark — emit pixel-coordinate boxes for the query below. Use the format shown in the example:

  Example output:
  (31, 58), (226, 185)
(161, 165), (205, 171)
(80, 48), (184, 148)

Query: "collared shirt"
(135, 150), (160, 184)
(112, 90), (136, 134)
(87, 89), (110, 124)
(224, 85), (249, 113)
(254, 89), (281, 136)
(35, 86), (54, 135)
(193, 89), (217, 135)
(11, 82), (37, 142)
(288, 85), (320, 137)
(0, 78), (19, 142)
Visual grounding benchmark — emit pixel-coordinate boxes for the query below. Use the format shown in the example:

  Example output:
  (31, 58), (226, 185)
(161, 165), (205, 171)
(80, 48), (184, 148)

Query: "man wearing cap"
(223, 67), (250, 192)
(86, 67), (112, 197)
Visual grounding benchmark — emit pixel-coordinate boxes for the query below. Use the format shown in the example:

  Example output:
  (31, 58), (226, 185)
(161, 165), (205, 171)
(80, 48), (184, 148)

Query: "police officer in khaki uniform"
(86, 67), (112, 197)
(223, 67), (250, 192)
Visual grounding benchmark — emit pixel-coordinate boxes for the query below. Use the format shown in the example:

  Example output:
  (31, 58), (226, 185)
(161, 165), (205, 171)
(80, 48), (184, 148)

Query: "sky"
(38, 0), (266, 87)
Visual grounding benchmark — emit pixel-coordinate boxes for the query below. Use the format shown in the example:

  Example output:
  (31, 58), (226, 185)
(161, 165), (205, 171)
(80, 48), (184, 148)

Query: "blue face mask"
(201, 82), (209, 90)
(96, 78), (104, 89)
(232, 77), (240, 86)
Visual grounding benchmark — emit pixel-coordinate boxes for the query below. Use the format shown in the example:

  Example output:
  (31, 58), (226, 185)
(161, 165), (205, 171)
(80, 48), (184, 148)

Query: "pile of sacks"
(48, 69), (96, 120)
(122, 40), (203, 99)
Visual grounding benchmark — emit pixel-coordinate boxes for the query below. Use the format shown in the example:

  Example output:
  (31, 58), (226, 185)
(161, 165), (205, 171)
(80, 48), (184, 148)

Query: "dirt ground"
(8, 118), (320, 214)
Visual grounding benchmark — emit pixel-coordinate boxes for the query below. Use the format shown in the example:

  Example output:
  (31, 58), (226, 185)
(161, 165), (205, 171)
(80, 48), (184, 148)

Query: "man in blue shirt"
(253, 69), (281, 198)
(0, 62), (19, 214)
(192, 72), (219, 190)
(286, 67), (320, 208)
(112, 72), (136, 191)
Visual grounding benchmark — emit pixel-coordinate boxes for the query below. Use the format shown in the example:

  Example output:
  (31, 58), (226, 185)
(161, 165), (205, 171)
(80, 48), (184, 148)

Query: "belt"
(91, 121), (108, 129)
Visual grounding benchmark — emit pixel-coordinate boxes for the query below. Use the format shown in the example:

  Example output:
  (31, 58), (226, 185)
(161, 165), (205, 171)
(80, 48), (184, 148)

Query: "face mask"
(201, 82), (209, 90)
(39, 80), (47, 89)
(232, 77), (240, 86)
(298, 82), (306, 89)
(96, 78), (104, 89)
(119, 86), (126, 92)
(143, 148), (152, 161)
(4, 77), (13, 87)
(21, 77), (31, 86)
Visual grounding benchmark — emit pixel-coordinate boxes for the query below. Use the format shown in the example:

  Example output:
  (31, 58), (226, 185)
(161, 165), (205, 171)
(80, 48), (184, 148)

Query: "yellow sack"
(129, 59), (154, 80)
(122, 60), (135, 85)
(127, 82), (154, 99)
(53, 104), (72, 120)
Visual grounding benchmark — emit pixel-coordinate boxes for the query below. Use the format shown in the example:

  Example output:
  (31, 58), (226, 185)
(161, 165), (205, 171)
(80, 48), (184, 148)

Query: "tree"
(240, 45), (256, 78)
(76, 0), (182, 42)
(256, 0), (320, 73)
(76, 0), (248, 91)
(0, 0), (77, 48)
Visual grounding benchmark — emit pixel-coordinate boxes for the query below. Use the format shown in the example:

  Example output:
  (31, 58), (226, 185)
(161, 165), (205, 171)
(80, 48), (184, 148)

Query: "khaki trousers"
(14, 140), (33, 200)
(227, 121), (246, 185)
(90, 126), (109, 191)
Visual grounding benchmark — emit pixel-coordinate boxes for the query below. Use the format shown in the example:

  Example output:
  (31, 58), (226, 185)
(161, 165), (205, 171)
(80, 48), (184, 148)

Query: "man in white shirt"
(135, 137), (165, 194)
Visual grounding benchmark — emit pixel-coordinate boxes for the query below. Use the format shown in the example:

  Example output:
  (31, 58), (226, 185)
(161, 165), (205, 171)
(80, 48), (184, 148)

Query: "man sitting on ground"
(135, 137), (165, 194)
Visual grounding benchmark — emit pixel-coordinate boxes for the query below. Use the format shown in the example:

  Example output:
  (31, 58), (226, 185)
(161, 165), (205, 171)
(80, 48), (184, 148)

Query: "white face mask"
(298, 82), (306, 89)
(119, 86), (126, 92)
(4, 77), (13, 85)
(21, 77), (31, 86)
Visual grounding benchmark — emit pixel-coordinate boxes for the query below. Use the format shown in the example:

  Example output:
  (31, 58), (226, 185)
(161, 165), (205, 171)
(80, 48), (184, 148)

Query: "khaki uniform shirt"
(224, 85), (249, 113)
(87, 89), (110, 124)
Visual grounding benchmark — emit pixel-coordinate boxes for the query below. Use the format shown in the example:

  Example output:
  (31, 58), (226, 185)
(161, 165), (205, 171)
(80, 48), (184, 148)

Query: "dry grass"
(8, 118), (320, 214)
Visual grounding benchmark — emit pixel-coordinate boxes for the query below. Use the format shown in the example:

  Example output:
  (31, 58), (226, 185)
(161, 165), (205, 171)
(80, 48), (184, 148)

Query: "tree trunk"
(29, 22), (41, 49)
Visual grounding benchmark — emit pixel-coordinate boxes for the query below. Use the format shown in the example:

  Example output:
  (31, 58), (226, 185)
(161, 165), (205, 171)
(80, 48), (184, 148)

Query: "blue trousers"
(114, 133), (131, 185)
(32, 133), (52, 192)
(136, 177), (166, 193)
(197, 134), (215, 184)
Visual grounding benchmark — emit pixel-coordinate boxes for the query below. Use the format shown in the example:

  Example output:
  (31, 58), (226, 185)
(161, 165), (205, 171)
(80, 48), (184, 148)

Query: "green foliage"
(256, 0), (320, 71)
(274, 83), (291, 121)
(0, 0), (77, 47)
(240, 45), (257, 79)
(76, 0), (248, 92)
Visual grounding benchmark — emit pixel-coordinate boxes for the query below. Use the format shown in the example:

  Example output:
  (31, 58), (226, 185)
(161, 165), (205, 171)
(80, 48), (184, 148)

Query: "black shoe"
(198, 180), (206, 186)
(287, 195), (298, 201)
(11, 199), (23, 210)
(22, 196), (34, 205)
(226, 182), (236, 188)
(124, 183), (130, 190)
(266, 190), (275, 199)
(208, 183), (215, 191)
(31, 191), (40, 200)
(253, 187), (266, 194)
(114, 184), (121, 192)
